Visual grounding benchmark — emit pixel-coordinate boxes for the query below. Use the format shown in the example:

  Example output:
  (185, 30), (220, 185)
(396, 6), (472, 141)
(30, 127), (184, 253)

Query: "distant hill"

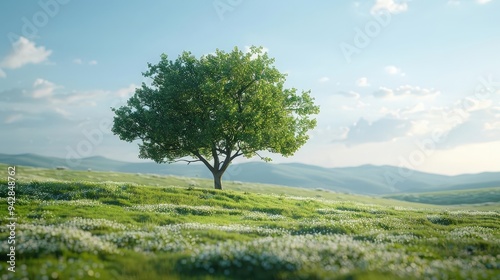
(1, 153), (499, 195)
(385, 187), (500, 205)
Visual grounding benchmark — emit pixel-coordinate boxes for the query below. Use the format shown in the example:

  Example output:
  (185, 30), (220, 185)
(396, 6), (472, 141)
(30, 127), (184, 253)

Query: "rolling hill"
(1, 172), (499, 279)
(1, 153), (499, 195)
(385, 187), (500, 205)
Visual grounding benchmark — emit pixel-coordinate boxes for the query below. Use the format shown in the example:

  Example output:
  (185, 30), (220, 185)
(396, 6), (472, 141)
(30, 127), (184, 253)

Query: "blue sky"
(1, 0), (499, 175)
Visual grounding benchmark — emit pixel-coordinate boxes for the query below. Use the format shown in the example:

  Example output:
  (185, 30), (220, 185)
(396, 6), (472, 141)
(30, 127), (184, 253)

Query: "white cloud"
(373, 87), (393, 98)
(384, 65), (404, 76)
(434, 106), (469, 129)
(54, 107), (71, 118)
(456, 97), (492, 112)
(55, 89), (109, 106)
(341, 105), (354, 111)
(436, 108), (500, 149)
(0, 68), (5, 78)
(356, 77), (370, 87)
(401, 102), (426, 115)
(32, 79), (60, 99)
(28, 79), (108, 108)
(336, 116), (412, 145)
(381, 105), (460, 138)
(450, 0), (492, 5)
(330, 126), (349, 141)
(484, 121), (500, 131)
(407, 120), (431, 136)
(73, 58), (98, 66)
(373, 85), (440, 99)
(342, 100), (370, 111)
(1, 37), (52, 69)
(493, 106), (500, 118)
(318, 77), (330, 83)
(1, 109), (75, 128)
(356, 100), (370, 108)
(28, 80), (137, 107)
(385, 96), (500, 150)
(371, 0), (408, 14)
(4, 114), (24, 124)
(115, 84), (137, 98)
(335, 90), (360, 99)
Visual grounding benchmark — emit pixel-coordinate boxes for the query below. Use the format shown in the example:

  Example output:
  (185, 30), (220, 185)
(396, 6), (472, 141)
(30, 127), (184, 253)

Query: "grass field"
(0, 164), (499, 279)
(385, 187), (500, 206)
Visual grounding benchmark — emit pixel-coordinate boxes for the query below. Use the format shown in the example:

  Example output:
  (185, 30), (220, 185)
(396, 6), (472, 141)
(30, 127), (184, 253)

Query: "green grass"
(0, 164), (499, 279)
(385, 187), (500, 206)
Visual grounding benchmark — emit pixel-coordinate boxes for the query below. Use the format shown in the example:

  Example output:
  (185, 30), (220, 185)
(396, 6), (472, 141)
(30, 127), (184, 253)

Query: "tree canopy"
(111, 46), (319, 189)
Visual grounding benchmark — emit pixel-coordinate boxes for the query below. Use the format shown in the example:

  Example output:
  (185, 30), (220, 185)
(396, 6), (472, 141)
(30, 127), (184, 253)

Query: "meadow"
(385, 187), (500, 206)
(0, 164), (499, 279)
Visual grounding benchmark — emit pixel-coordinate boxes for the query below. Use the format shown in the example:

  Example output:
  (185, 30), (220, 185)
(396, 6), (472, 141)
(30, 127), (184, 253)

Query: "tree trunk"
(213, 171), (223, 190)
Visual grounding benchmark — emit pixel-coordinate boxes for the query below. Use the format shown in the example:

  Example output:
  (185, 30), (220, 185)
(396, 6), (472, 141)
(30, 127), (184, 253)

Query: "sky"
(0, 0), (499, 175)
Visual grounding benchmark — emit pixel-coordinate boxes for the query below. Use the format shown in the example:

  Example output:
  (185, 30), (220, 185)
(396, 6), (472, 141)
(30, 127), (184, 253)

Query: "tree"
(111, 46), (319, 190)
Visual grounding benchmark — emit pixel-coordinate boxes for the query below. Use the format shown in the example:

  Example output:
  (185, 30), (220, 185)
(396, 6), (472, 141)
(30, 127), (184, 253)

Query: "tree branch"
(192, 150), (215, 173)
(254, 151), (267, 161)
(174, 158), (202, 165)
(236, 79), (258, 96)
(230, 149), (243, 161)
(216, 148), (231, 174)
(211, 142), (220, 172)
(235, 78), (259, 113)
(215, 147), (226, 154)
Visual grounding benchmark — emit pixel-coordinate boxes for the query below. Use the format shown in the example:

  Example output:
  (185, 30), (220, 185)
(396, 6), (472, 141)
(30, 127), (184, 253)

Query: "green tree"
(111, 46), (319, 190)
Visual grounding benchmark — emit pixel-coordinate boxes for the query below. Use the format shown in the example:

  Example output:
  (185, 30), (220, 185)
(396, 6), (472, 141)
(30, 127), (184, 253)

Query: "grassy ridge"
(4, 153), (500, 195)
(6, 163), (499, 210)
(0, 165), (499, 279)
(385, 187), (500, 205)
(1, 164), (444, 208)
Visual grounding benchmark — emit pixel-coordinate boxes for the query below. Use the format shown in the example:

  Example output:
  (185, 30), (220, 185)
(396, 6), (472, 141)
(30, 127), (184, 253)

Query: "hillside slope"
(1, 153), (499, 195)
(0, 175), (498, 279)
